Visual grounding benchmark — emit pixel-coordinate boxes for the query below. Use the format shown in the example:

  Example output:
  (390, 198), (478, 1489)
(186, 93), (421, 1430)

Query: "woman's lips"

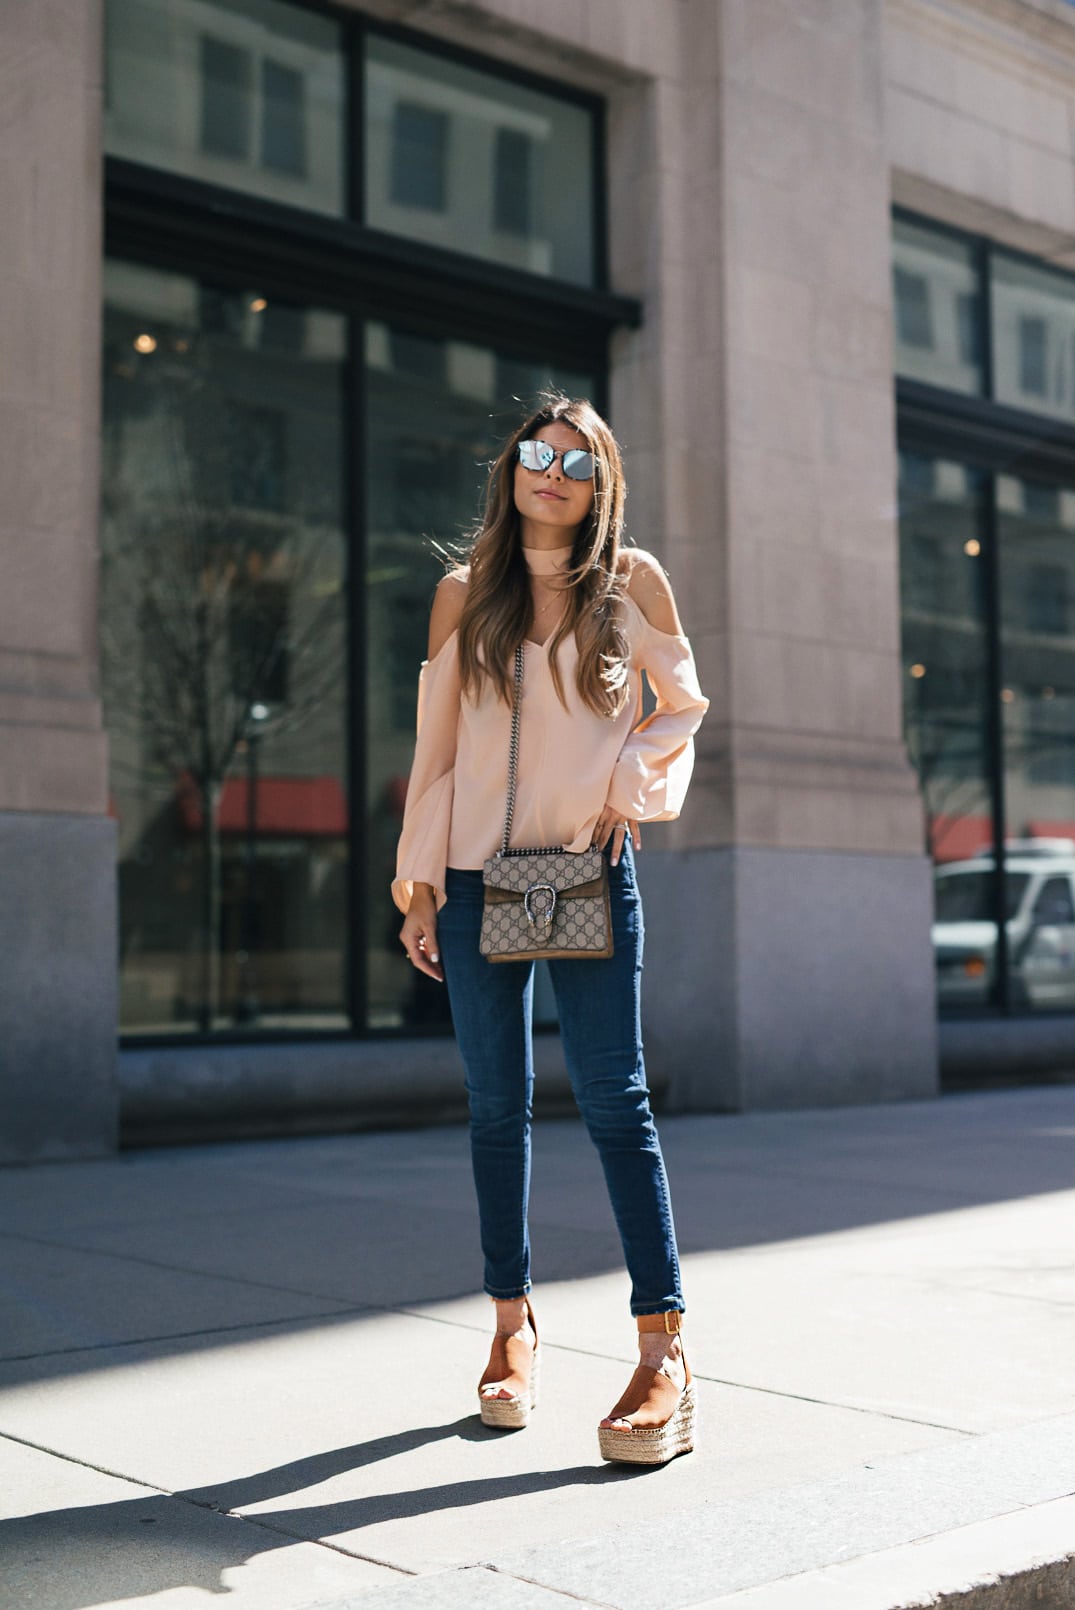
(535, 489), (565, 500)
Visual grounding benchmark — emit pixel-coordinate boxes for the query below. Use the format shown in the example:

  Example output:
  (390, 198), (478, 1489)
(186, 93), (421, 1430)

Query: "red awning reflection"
(176, 772), (347, 836)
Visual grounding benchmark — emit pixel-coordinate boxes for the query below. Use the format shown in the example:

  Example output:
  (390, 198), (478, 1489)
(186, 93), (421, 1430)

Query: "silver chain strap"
(498, 642), (564, 858)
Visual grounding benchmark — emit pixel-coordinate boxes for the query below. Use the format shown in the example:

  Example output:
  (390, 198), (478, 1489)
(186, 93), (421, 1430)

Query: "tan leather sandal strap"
(636, 1310), (683, 1335)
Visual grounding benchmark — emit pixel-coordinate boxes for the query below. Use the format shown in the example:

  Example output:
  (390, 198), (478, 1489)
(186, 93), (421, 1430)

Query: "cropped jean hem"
(484, 1281), (532, 1300)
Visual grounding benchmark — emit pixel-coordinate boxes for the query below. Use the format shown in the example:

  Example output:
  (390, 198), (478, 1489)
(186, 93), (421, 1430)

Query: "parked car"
(933, 840), (1075, 1008)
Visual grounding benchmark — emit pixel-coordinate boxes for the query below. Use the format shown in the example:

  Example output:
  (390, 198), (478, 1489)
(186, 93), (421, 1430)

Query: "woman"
(392, 395), (709, 1465)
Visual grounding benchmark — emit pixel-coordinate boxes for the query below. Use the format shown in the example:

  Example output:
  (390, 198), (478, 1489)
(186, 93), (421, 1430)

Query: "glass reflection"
(992, 254), (1075, 424)
(892, 218), (983, 395)
(365, 33), (595, 286)
(104, 0), (345, 216)
(897, 451), (998, 1007)
(364, 322), (592, 1029)
(101, 259), (348, 1034)
(997, 472), (1075, 1009)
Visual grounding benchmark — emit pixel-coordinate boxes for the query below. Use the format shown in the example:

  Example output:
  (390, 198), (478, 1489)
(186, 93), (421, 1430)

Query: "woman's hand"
(593, 806), (641, 866)
(400, 886), (444, 982)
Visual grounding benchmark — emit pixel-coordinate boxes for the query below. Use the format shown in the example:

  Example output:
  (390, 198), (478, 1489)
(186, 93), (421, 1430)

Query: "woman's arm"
(598, 550), (709, 853)
(623, 547), (686, 636)
(394, 573), (468, 980)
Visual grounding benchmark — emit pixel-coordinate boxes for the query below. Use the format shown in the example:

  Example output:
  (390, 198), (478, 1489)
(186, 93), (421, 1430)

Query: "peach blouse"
(392, 544), (710, 914)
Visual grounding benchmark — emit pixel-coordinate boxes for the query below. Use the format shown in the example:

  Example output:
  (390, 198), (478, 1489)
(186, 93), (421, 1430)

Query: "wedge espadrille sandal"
(477, 1298), (539, 1429)
(597, 1310), (695, 1465)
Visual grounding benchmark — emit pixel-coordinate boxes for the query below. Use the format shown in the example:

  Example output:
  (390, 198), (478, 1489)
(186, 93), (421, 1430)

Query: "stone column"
(614, 0), (938, 1109)
(0, 0), (118, 1160)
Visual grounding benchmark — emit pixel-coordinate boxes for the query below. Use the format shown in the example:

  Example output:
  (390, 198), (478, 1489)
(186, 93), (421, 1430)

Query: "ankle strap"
(637, 1310), (683, 1335)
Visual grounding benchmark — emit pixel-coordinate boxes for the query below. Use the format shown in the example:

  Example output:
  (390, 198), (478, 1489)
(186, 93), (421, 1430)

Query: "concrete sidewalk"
(2, 1086), (1075, 1609)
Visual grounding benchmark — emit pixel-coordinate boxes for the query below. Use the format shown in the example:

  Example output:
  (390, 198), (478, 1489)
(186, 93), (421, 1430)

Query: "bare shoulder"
(428, 567), (468, 659)
(619, 547), (685, 636)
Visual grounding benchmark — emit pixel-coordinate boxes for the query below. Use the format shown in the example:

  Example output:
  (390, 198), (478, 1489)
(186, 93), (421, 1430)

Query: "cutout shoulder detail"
(621, 589), (689, 645)
(421, 625), (460, 669)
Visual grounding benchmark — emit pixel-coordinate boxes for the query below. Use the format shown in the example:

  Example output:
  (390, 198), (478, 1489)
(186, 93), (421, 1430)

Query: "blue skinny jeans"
(437, 839), (685, 1317)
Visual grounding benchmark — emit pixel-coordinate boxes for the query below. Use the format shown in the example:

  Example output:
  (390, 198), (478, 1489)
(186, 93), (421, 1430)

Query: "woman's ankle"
(492, 1295), (531, 1335)
(638, 1330), (685, 1382)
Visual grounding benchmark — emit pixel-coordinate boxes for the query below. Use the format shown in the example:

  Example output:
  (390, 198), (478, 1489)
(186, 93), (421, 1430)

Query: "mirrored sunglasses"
(516, 438), (595, 481)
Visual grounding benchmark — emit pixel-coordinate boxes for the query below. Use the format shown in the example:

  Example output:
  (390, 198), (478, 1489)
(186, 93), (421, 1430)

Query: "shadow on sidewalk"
(1, 1417), (654, 1610)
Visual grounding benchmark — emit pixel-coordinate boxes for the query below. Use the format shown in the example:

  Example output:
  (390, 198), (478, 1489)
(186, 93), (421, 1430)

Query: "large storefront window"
(102, 0), (626, 1041)
(895, 212), (1075, 1016)
(101, 260), (349, 1033)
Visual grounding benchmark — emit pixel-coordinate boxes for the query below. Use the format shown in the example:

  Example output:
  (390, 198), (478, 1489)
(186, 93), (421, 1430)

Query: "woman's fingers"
(401, 917), (444, 982)
(595, 809), (642, 859)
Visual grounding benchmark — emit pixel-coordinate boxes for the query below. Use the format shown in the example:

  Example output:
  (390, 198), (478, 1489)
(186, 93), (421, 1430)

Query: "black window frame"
(104, 0), (639, 1050)
(895, 205), (1075, 1019)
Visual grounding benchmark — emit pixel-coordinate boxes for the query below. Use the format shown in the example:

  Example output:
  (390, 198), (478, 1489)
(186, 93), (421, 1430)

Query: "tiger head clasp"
(523, 882), (557, 942)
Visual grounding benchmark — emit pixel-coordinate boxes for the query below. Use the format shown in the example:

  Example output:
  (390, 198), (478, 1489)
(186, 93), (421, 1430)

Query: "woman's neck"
(518, 515), (581, 551)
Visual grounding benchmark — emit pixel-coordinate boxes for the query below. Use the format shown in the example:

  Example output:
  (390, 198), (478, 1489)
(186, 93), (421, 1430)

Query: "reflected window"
(105, 0), (344, 215)
(200, 35), (252, 160)
(892, 218), (983, 394)
(894, 266), (932, 349)
(390, 101), (449, 210)
(993, 253), (1075, 423)
(366, 32), (596, 285)
(261, 57), (307, 177)
(934, 870), (1029, 923)
(1019, 315), (1048, 397)
(494, 127), (532, 236)
(1033, 877), (1075, 924)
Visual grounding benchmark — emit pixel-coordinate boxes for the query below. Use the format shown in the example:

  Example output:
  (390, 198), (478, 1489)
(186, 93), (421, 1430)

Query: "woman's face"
(512, 419), (596, 537)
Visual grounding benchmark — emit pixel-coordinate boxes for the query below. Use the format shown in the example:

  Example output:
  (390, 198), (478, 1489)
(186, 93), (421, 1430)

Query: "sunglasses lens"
(562, 450), (595, 480)
(518, 439), (554, 471)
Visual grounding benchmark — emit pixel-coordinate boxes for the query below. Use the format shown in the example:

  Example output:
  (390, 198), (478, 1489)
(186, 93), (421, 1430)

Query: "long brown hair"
(454, 395), (631, 717)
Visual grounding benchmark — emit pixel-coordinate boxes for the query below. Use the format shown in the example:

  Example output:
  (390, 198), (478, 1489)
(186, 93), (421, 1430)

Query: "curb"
(690, 1493), (1075, 1610)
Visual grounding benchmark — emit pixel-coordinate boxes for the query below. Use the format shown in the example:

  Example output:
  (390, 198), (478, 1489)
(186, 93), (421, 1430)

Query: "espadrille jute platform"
(477, 1298), (539, 1429)
(597, 1310), (695, 1466)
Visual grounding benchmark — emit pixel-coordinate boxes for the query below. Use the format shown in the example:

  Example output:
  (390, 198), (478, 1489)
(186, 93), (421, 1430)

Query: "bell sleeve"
(604, 617), (710, 823)
(391, 630), (462, 914)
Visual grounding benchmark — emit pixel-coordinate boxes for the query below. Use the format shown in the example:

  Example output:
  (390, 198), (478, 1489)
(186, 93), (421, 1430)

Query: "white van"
(933, 840), (1075, 1008)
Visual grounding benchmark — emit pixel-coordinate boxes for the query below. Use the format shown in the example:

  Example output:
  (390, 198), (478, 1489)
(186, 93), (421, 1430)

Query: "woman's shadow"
(3, 1416), (657, 1609)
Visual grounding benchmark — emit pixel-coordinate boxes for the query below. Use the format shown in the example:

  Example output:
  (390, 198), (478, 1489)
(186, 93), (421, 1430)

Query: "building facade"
(5, 0), (1075, 1161)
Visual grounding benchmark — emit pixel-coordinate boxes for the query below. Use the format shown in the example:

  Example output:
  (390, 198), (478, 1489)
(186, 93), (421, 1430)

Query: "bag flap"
(482, 847), (605, 895)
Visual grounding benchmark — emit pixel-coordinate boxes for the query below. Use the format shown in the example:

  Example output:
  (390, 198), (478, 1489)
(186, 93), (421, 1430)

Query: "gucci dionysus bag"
(480, 644), (613, 963)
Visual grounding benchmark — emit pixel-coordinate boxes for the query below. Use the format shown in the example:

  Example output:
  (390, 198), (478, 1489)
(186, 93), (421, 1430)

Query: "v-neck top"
(391, 545), (710, 914)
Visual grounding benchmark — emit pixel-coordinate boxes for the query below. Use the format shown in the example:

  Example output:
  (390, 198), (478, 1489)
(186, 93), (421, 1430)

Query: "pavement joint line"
(0, 1227), (511, 1324)
(482, 1561), (619, 1608)
(0, 1425), (177, 1497)
(221, 1506), (419, 1579)
(0, 1425), (417, 1582)
(0, 1225), (396, 1311)
(0, 1280), (977, 1443)
(0, 1304), (380, 1365)
(384, 1308), (974, 1436)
